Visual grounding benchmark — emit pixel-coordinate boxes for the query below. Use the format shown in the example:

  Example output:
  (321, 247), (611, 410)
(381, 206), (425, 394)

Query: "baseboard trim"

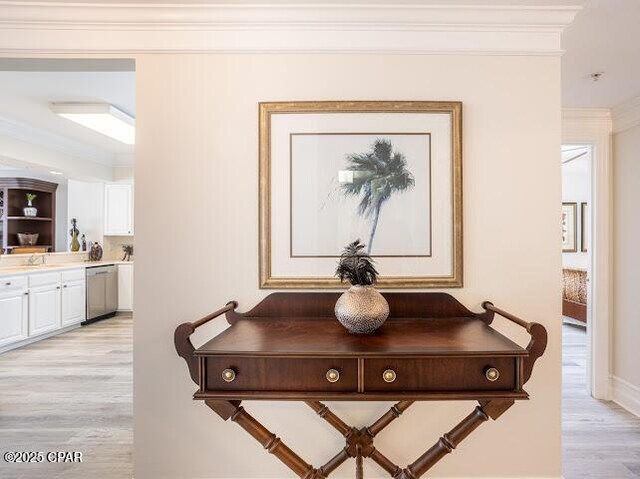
(611, 375), (640, 417)
(0, 323), (80, 354)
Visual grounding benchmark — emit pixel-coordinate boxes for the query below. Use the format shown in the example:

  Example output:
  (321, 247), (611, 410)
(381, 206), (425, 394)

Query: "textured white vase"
(335, 285), (389, 334)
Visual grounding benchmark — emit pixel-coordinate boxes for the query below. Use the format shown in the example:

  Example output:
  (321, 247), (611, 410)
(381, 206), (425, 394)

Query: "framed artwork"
(259, 101), (462, 288)
(581, 202), (588, 253)
(562, 202), (577, 253)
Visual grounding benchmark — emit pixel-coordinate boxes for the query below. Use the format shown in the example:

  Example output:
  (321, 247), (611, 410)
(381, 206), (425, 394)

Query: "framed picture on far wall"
(258, 101), (463, 288)
(581, 202), (588, 253)
(562, 202), (577, 253)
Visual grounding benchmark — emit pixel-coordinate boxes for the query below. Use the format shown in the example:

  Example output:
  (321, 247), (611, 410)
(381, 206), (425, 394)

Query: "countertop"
(0, 260), (134, 278)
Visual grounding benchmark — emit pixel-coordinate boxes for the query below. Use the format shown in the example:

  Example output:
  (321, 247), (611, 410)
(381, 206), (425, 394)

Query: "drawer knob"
(485, 367), (500, 382)
(326, 369), (340, 383)
(383, 369), (397, 383)
(221, 368), (236, 383)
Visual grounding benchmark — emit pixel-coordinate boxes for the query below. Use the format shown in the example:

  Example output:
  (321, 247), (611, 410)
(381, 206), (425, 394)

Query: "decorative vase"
(89, 242), (103, 262)
(335, 285), (389, 334)
(23, 199), (37, 217)
(70, 230), (80, 252)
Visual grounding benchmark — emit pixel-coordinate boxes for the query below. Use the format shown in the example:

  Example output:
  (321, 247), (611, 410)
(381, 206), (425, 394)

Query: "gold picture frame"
(581, 202), (588, 253)
(562, 202), (578, 253)
(259, 101), (463, 289)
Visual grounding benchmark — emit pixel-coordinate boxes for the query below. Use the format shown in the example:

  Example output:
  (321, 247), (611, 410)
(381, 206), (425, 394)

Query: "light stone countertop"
(0, 260), (134, 278)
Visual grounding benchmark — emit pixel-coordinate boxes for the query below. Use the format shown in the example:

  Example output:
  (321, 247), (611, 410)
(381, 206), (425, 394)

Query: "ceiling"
(562, 0), (640, 108)
(0, 60), (135, 167)
(0, 1), (638, 176)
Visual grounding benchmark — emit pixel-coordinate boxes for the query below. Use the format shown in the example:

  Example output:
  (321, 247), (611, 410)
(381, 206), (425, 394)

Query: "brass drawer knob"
(326, 369), (340, 383)
(222, 368), (236, 383)
(383, 369), (397, 383)
(485, 367), (500, 382)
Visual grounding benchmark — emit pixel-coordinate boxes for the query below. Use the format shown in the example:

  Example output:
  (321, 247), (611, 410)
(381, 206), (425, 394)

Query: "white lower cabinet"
(62, 280), (86, 326)
(28, 283), (61, 336)
(118, 264), (133, 311)
(0, 289), (29, 348)
(1, 268), (89, 353)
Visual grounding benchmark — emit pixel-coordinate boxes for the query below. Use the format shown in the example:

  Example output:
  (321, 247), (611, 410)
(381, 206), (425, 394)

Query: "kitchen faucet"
(27, 253), (45, 266)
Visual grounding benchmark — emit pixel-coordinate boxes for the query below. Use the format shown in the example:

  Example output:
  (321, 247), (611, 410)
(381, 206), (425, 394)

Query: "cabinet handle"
(56, 286), (61, 290)
(484, 367), (500, 382)
(5, 282), (11, 286)
(63, 285), (67, 288)
(326, 369), (340, 383)
(382, 369), (397, 383)
(221, 368), (236, 383)
(23, 292), (29, 296)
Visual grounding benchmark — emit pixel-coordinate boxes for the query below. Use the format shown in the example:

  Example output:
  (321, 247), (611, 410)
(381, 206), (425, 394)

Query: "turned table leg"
(203, 398), (514, 479)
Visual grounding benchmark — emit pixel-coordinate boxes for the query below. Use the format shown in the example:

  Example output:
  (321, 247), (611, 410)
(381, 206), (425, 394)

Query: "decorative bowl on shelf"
(17, 232), (39, 246)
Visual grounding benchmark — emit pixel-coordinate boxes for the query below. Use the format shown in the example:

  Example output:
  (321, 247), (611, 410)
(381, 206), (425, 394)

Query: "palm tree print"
(340, 138), (415, 254)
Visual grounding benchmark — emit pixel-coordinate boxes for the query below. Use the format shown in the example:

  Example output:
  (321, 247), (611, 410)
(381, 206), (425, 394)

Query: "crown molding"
(0, 115), (115, 166)
(0, 2), (580, 55)
(562, 108), (612, 135)
(612, 95), (640, 134)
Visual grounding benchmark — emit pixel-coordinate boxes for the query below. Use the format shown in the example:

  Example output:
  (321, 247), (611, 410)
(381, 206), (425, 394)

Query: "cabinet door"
(118, 264), (134, 311)
(61, 280), (86, 326)
(29, 284), (61, 336)
(104, 184), (133, 235)
(0, 290), (28, 347)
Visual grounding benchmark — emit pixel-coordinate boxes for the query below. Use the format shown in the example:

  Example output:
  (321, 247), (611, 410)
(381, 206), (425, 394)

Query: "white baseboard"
(0, 323), (80, 354)
(611, 375), (640, 417)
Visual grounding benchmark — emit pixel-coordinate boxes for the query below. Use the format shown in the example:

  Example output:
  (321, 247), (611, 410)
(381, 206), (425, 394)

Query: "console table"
(175, 292), (547, 479)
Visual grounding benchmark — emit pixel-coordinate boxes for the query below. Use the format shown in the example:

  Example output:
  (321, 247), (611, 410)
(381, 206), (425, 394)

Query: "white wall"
(134, 54), (562, 479)
(612, 122), (640, 411)
(0, 168), (68, 251)
(67, 178), (104, 249)
(562, 151), (591, 270)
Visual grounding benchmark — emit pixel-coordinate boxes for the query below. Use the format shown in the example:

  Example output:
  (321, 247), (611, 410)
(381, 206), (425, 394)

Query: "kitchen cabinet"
(118, 263), (134, 311)
(61, 280), (86, 326)
(28, 283), (61, 336)
(0, 289), (28, 348)
(104, 183), (134, 236)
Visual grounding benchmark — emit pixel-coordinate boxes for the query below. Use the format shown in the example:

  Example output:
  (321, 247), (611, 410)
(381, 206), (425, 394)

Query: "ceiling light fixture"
(50, 102), (135, 145)
(49, 170), (63, 176)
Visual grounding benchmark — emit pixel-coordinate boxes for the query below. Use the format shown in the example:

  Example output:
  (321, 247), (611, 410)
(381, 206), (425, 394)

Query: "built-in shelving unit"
(0, 178), (58, 254)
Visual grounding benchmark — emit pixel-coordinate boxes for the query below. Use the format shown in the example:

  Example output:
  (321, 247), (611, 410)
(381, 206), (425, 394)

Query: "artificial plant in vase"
(334, 239), (389, 334)
(23, 193), (37, 217)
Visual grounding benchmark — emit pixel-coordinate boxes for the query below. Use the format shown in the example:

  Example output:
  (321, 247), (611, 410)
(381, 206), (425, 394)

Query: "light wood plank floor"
(563, 323), (640, 478)
(0, 315), (132, 479)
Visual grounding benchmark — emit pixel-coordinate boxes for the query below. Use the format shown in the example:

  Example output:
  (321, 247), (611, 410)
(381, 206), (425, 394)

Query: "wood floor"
(0, 315), (132, 479)
(563, 323), (640, 478)
(1, 316), (638, 478)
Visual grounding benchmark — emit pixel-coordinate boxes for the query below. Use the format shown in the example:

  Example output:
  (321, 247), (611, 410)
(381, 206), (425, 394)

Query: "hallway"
(563, 324), (640, 478)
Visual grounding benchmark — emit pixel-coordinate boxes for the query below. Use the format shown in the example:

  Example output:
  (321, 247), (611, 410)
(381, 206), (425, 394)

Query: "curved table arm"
(174, 301), (238, 384)
(482, 301), (548, 385)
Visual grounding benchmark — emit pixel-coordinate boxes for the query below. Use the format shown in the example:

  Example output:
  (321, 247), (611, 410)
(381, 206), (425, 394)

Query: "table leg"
(204, 398), (513, 479)
(395, 400), (515, 479)
(206, 400), (321, 479)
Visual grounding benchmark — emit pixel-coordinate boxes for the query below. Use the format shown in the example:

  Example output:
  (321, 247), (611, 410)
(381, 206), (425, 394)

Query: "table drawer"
(364, 357), (517, 392)
(205, 357), (358, 392)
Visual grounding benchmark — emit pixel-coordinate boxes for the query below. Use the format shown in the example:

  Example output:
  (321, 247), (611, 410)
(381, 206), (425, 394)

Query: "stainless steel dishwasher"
(85, 264), (118, 323)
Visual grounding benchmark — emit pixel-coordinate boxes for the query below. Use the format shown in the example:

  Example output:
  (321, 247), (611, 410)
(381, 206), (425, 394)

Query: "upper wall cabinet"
(104, 183), (134, 236)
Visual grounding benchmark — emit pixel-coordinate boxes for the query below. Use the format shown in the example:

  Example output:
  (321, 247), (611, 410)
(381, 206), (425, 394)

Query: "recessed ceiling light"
(49, 170), (63, 176)
(590, 72), (604, 82)
(50, 102), (135, 145)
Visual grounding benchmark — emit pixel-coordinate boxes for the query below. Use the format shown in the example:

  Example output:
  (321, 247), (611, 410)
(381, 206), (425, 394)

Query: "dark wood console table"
(175, 293), (547, 479)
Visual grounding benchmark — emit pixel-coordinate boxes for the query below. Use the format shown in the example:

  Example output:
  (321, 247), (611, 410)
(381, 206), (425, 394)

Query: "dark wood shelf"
(1, 178), (58, 253)
(7, 216), (53, 221)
